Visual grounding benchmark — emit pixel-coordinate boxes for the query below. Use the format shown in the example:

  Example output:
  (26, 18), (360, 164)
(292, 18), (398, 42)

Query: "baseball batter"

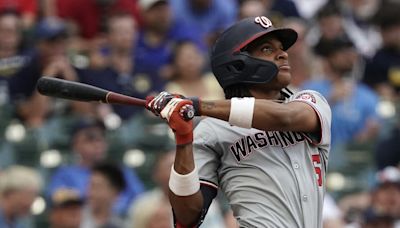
(146, 16), (332, 228)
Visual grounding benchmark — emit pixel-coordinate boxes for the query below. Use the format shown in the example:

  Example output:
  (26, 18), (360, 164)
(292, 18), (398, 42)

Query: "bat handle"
(180, 104), (195, 121)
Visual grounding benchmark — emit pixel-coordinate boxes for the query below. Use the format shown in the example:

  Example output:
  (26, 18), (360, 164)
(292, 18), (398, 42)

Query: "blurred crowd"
(0, 0), (399, 227)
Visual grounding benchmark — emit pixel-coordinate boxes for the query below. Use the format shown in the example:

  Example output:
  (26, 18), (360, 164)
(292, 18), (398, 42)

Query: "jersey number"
(312, 154), (322, 186)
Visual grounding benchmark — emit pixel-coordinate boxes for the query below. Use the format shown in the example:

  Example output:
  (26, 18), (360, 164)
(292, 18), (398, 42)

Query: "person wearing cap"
(145, 16), (331, 228)
(302, 36), (380, 170)
(47, 117), (144, 216)
(48, 188), (84, 228)
(169, 0), (237, 50)
(134, 0), (203, 95)
(368, 166), (400, 225)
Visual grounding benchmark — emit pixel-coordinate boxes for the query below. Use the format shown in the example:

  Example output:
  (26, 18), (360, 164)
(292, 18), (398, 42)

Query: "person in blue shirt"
(134, 0), (203, 82)
(302, 36), (381, 170)
(78, 12), (150, 120)
(47, 117), (144, 216)
(169, 0), (237, 50)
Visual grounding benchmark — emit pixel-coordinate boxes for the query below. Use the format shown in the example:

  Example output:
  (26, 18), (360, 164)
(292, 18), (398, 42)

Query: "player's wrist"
(229, 97), (255, 128)
(169, 165), (200, 196)
(188, 97), (201, 116)
(174, 131), (193, 145)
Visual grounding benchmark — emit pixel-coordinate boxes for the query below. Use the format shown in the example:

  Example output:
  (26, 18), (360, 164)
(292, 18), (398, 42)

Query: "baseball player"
(146, 16), (332, 228)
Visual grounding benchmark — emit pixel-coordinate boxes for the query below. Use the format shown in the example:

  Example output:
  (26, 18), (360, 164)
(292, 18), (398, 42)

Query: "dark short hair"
(92, 162), (126, 193)
(71, 117), (106, 136)
(314, 36), (354, 57)
(316, 3), (341, 20)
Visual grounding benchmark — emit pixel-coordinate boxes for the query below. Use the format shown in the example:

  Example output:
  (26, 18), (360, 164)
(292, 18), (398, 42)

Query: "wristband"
(228, 97), (255, 128)
(188, 97), (201, 116)
(169, 166), (200, 196)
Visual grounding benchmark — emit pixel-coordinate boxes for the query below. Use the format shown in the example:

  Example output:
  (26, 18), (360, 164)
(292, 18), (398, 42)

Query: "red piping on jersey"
(200, 180), (218, 189)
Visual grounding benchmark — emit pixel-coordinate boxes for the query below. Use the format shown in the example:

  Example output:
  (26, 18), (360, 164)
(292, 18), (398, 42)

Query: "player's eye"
(261, 46), (274, 55)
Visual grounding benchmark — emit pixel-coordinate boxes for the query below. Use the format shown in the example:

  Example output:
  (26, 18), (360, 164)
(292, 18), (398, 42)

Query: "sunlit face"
(245, 35), (292, 93)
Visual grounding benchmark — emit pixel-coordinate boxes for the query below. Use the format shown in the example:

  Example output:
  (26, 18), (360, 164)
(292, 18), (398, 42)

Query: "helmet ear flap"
(227, 60), (245, 74)
(211, 51), (279, 88)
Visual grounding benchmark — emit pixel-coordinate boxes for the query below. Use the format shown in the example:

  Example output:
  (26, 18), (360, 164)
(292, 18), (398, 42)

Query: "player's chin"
(277, 71), (292, 86)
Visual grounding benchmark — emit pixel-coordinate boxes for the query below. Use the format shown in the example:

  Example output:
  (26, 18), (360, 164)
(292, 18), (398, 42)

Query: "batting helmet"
(211, 16), (298, 89)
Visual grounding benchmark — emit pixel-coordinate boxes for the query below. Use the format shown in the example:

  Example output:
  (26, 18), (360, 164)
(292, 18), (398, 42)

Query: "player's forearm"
(169, 144), (204, 226)
(200, 99), (318, 132)
(200, 100), (299, 131)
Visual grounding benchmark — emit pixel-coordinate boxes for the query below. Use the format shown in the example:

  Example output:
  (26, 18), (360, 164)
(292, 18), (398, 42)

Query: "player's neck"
(249, 88), (282, 100)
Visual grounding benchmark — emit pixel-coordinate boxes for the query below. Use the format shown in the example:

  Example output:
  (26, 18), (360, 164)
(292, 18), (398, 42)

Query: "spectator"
(0, 165), (43, 228)
(363, 1), (400, 99)
(81, 162), (126, 228)
(135, 0), (202, 81)
(0, 0), (37, 30)
(361, 209), (395, 228)
(238, 0), (266, 20)
(308, 1), (379, 57)
(47, 117), (144, 216)
(0, 10), (22, 61)
(126, 150), (226, 228)
(260, 0), (301, 19)
(0, 11), (25, 105)
(369, 166), (400, 223)
(48, 188), (84, 228)
(340, 0), (382, 57)
(308, 3), (346, 46)
(165, 41), (224, 100)
(302, 36), (380, 169)
(374, 124), (400, 170)
(51, 0), (141, 41)
(169, 0), (237, 50)
(78, 13), (141, 121)
(7, 18), (79, 128)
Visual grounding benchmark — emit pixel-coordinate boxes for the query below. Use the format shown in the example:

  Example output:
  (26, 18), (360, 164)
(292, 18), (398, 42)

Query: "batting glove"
(146, 91), (201, 116)
(160, 98), (194, 145)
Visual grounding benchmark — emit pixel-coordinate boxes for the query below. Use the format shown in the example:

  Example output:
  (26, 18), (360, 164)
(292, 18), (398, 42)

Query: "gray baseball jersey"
(193, 90), (331, 228)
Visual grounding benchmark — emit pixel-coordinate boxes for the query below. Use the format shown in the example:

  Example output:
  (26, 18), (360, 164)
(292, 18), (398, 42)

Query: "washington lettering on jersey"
(229, 131), (306, 162)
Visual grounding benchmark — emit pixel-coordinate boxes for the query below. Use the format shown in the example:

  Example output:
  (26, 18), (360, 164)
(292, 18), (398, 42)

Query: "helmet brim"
(234, 28), (298, 52)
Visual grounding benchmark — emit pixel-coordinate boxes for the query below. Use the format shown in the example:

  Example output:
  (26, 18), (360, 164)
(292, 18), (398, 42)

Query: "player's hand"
(146, 91), (201, 116)
(160, 98), (194, 145)
(145, 92), (182, 116)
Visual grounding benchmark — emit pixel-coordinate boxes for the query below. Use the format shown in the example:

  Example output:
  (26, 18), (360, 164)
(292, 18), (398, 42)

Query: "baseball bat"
(36, 77), (194, 120)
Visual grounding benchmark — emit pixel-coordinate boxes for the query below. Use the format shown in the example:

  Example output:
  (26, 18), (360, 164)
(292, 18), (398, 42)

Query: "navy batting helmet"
(211, 16), (298, 89)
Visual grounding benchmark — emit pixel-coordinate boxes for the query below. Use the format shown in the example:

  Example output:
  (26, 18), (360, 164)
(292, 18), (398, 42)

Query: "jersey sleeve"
(289, 90), (332, 148)
(193, 120), (221, 189)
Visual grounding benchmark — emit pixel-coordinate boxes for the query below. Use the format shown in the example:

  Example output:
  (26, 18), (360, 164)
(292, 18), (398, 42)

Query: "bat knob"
(180, 104), (195, 121)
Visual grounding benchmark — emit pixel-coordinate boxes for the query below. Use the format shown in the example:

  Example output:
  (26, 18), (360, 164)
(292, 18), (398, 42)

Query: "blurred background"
(0, 0), (399, 227)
